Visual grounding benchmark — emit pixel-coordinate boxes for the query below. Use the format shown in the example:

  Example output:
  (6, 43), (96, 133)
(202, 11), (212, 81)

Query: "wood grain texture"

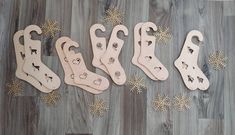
(0, 0), (234, 135)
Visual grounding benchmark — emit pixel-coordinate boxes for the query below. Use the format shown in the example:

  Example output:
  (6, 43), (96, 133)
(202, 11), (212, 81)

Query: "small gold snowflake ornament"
(41, 91), (60, 106)
(152, 94), (171, 112)
(6, 79), (23, 96)
(41, 20), (61, 38)
(154, 26), (172, 44)
(173, 94), (191, 111)
(209, 51), (227, 70)
(89, 99), (108, 117)
(104, 7), (124, 26)
(127, 76), (146, 94)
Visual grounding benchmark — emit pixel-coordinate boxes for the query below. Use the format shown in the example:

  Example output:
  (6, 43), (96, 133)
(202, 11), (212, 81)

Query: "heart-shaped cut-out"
(72, 58), (81, 65)
(79, 72), (88, 79)
(113, 43), (118, 50)
(93, 78), (102, 85)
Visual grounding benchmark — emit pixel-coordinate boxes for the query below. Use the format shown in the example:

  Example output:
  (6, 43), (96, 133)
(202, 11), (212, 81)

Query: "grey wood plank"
(198, 119), (223, 135)
(4, 96), (39, 135)
(223, 16), (235, 135)
(69, 0), (99, 134)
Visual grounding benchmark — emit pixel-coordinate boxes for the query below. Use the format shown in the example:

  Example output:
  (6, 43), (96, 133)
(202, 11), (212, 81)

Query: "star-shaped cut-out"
(89, 99), (109, 117)
(41, 91), (61, 106)
(153, 26), (172, 45)
(104, 7), (124, 26)
(173, 94), (191, 111)
(127, 76), (146, 94)
(152, 94), (171, 112)
(41, 20), (61, 38)
(209, 51), (227, 70)
(6, 79), (23, 96)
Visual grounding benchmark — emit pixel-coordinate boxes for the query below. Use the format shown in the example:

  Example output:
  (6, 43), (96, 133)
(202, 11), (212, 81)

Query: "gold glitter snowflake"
(127, 76), (146, 94)
(41, 20), (61, 37)
(152, 94), (171, 112)
(173, 95), (191, 111)
(153, 26), (172, 44)
(89, 99), (108, 117)
(104, 7), (124, 26)
(41, 91), (61, 106)
(6, 79), (23, 96)
(209, 51), (227, 70)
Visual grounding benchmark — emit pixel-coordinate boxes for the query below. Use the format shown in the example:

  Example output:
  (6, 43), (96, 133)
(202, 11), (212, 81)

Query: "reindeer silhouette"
(29, 46), (37, 55)
(187, 46), (194, 54)
(32, 63), (40, 71)
(20, 52), (25, 59)
(45, 74), (53, 82)
(197, 76), (204, 83)
(188, 75), (194, 83)
(182, 61), (188, 69)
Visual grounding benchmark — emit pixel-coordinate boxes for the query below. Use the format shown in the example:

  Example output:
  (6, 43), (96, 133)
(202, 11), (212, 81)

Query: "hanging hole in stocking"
(188, 75), (194, 83)
(197, 76), (203, 83)
(191, 36), (200, 46)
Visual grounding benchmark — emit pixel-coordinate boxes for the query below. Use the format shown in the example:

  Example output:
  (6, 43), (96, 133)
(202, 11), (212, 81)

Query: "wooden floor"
(0, 0), (235, 135)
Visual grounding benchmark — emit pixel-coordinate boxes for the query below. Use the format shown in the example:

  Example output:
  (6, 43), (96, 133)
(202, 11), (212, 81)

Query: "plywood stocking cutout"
(22, 25), (61, 90)
(63, 40), (109, 91)
(14, 30), (53, 93)
(55, 37), (103, 94)
(101, 25), (128, 85)
(132, 23), (158, 80)
(174, 30), (209, 90)
(138, 22), (169, 80)
(90, 24), (109, 73)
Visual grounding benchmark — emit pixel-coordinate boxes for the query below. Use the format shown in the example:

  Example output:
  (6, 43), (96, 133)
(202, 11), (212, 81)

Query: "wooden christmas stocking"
(138, 22), (169, 80)
(55, 37), (103, 94)
(132, 23), (158, 80)
(14, 30), (53, 93)
(174, 30), (209, 90)
(90, 24), (109, 73)
(22, 25), (61, 90)
(101, 25), (128, 85)
(63, 40), (109, 91)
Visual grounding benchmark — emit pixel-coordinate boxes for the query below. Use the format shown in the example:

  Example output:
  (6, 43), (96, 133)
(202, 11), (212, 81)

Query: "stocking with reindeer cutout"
(14, 30), (53, 93)
(22, 25), (61, 90)
(174, 30), (209, 90)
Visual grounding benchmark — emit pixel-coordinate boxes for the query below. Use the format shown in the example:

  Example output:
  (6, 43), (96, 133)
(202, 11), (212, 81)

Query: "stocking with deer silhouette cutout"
(174, 30), (209, 90)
